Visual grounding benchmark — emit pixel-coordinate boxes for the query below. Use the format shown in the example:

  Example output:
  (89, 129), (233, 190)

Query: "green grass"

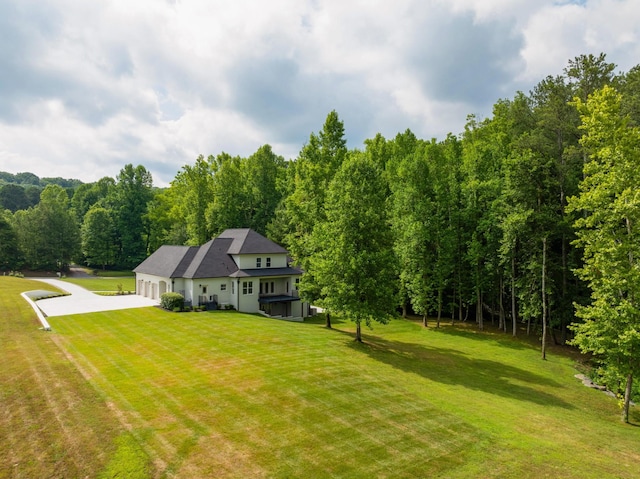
(0, 277), (135, 479)
(61, 276), (136, 292)
(94, 270), (136, 278)
(47, 307), (639, 478)
(3, 275), (639, 478)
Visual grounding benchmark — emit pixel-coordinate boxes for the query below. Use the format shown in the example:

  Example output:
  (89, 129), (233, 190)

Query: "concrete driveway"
(33, 278), (158, 317)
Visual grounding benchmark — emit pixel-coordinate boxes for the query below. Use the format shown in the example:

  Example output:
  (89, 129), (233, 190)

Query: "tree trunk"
(561, 232), (568, 344)
(477, 289), (483, 331)
(541, 237), (547, 360)
(499, 276), (506, 332)
(325, 311), (332, 329)
(422, 313), (428, 328)
(622, 373), (633, 423)
(355, 321), (362, 342)
(436, 290), (442, 328)
(511, 255), (517, 337)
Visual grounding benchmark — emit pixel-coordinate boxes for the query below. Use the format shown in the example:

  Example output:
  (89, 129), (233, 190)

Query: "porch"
(258, 294), (303, 320)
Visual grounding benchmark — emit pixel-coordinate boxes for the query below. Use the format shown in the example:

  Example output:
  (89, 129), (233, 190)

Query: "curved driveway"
(33, 278), (158, 317)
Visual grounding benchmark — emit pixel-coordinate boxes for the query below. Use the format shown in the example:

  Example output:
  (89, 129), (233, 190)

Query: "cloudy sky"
(1, 0), (639, 186)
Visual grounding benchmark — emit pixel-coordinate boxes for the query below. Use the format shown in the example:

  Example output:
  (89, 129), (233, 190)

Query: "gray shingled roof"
(182, 238), (238, 278)
(218, 228), (288, 255)
(133, 229), (292, 279)
(133, 245), (197, 278)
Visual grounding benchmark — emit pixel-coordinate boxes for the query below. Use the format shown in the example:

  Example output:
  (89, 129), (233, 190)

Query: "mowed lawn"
(2, 277), (640, 478)
(61, 275), (136, 293)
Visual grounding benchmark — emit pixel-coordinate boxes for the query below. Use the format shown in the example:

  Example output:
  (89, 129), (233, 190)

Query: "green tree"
(567, 85), (640, 422)
(12, 185), (80, 270)
(305, 152), (396, 342)
(461, 111), (506, 331)
(81, 207), (116, 269)
(207, 153), (248, 235)
(281, 111), (348, 327)
(0, 184), (29, 212)
(0, 212), (23, 270)
(172, 155), (215, 245)
(564, 53), (617, 103)
(243, 145), (286, 235)
(529, 73), (584, 342)
(391, 143), (437, 327)
(619, 64), (640, 126)
(145, 187), (187, 251)
(37, 185), (81, 270)
(71, 177), (115, 222)
(110, 165), (153, 268)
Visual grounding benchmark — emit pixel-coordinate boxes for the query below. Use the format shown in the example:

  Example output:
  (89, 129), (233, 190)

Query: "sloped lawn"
(0, 277), (141, 479)
(48, 308), (639, 478)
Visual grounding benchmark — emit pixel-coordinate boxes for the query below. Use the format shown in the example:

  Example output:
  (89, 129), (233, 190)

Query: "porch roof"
(229, 267), (302, 278)
(258, 295), (301, 304)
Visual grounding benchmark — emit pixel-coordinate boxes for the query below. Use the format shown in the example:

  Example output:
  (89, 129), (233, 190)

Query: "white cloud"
(1, 0), (639, 185)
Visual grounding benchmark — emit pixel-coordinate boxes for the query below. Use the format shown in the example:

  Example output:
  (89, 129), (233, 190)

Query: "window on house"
(295, 278), (300, 290)
(286, 281), (289, 293)
(266, 257), (271, 267)
(220, 284), (227, 291)
(270, 282), (274, 293)
(202, 286), (207, 294)
(231, 282), (234, 294)
(243, 281), (253, 295)
(256, 257), (262, 268)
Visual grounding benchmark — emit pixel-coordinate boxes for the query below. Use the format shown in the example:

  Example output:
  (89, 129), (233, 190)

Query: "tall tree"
(206, 153), (248, 235)
(172, 155), (214, 245)
(12, 185), (80, 270)
(145, 187), (187, 251)
(243, 145), (286, 235)
(619, 64), (640, 127)
(110, 164), (153, 268)
(305, 152), (396, 342)
(81, 207), (116, 269)
(564, 53), (616, 103)
(0, 212), (23, 271)
(282, 111), (348, 325)
(567, 85), (640, 423)
(391, 146), (436, 327)
(529, 74), (583, 342)
(71, 177), (115, 222)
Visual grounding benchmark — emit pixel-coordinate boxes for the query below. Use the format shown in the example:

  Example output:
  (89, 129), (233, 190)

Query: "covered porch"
(258, 294), (303, 321)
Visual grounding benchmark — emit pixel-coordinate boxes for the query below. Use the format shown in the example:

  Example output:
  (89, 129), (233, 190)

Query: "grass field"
(61, 275), (136, 293)
(1, 276), (639, 478)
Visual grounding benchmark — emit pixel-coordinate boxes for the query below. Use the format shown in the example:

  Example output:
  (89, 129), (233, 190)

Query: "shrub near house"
(160, 292), (184, 311)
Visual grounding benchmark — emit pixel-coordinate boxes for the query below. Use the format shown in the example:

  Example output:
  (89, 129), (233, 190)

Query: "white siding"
(231, 253), (288, 270)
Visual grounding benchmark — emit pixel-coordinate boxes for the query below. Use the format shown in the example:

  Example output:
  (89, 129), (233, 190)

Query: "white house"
(133, 228), (308, 319)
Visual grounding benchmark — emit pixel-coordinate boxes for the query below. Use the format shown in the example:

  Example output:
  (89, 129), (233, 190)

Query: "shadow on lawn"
(344, 331), (574, 410)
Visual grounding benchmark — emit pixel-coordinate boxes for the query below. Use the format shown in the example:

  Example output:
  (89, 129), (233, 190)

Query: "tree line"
(1, 53), (638, 419)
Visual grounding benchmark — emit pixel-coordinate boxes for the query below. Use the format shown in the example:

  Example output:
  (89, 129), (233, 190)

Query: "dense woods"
(2, 53), (639, 417)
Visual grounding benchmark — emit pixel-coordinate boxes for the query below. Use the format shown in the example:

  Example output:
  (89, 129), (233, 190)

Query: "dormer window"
(266, 257), (271, 267)
(256, 257), (262, 268)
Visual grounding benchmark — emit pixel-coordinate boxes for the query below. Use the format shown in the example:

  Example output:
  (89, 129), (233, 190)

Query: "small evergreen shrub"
(160, 292), (184, 311)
